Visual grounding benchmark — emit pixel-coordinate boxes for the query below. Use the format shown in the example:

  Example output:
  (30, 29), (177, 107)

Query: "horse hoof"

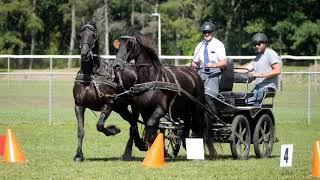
(122, 154), (132, 161)
(105, 125), (121, 136)
(74, 155), (84, 162)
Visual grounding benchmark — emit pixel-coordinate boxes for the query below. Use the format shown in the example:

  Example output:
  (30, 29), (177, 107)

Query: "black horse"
(73, 22), (145, 162)
(112, 30), (217, 159)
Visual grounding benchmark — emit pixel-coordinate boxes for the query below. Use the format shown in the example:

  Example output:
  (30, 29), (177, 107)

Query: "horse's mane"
(126, 30), (161, 67)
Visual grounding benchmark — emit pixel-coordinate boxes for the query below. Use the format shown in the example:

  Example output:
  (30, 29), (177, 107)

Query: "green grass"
(0, 116), (319, 179)
(0, 73), (319, 179)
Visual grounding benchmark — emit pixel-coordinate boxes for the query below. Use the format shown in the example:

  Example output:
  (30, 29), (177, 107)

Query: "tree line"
(0, 0), (319, 68)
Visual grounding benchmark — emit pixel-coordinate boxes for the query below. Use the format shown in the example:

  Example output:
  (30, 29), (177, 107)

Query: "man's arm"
(253, 63), (281, 78)
(234, 62), (254, 73)
(206, 59), (227, 68)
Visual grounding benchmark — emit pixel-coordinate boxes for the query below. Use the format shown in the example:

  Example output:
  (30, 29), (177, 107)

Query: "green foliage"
(0, 0), (320, 59)
(0, 32), (25, 54)
(291, 21), (320, 55)
(244, 19), (266, 34)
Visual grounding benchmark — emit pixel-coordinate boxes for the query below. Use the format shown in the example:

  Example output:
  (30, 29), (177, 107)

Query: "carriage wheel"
(230, 115), (251, 160)
(143, 126), (182, 159)
(163, 129), (182, 159)
(253, 114), (274, 158)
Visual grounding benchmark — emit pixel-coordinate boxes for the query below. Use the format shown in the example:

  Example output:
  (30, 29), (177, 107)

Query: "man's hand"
(206, 63), (217, 68)
(191, 61), (198, 68)
(251, 72), (264, 78)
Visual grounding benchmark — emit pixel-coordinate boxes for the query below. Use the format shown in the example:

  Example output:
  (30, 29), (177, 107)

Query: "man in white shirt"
(191, 22), (227, 98)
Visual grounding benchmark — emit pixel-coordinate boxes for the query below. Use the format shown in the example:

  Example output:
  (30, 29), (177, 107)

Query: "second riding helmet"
(201, 22), (215, 32)
(252, 33), (268, 44)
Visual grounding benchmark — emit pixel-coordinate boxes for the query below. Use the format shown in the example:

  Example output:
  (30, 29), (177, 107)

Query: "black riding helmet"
(201, 22), (215, 32)
(252, 33), (268, 44)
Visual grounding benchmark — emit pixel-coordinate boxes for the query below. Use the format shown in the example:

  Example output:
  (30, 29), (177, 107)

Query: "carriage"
(159, 62), (277, 160)
(73, 22), (276, 162)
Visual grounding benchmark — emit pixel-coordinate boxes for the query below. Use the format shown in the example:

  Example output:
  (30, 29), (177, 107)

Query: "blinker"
(113, 39), (120, 49)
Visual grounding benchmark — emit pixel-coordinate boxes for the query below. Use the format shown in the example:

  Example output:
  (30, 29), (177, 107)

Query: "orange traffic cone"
(142, 133), (165, 168)
(0, 135), (5, 156)
(2, 129), (27, 163)
(312, 140), (320, 177)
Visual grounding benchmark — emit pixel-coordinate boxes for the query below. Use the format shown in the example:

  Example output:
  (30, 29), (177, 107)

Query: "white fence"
(0, 55), (319, 125)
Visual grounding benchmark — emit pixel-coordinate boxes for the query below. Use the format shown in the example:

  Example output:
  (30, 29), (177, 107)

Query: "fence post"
(308, 72), (311, 125)
(315, 59), (318, 92)
(7, 57), (10, 87)
(49, 57), (52, 125)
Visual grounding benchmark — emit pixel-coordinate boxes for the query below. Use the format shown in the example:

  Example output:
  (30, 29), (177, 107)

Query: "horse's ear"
(75, 31), (81, 42)
(113, 39), (120, 49)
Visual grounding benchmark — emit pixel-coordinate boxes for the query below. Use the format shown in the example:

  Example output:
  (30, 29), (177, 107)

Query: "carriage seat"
(218, 61), (255, 106)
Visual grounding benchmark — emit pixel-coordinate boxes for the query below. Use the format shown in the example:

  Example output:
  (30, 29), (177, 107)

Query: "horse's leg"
(74, 105), (85, 162)
(96, 104), (121, 136)
(115, 105), (146, 161)
(130, 106), (147, 151)
(145, 106), (164, 147)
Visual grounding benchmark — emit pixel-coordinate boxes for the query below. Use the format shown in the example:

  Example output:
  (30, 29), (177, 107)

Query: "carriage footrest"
(211, 124), (231, 142)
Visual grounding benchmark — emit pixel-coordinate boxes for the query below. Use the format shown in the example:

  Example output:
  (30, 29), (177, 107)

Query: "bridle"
(79, 24), (98, 61)
(116, 35), (137, 64)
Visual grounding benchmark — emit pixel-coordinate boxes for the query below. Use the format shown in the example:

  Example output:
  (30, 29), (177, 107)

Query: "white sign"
(280, 144), (293, 167)
(186, 138), (204, 160)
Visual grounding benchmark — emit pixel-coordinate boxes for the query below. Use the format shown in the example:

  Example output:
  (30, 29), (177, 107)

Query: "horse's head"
(77, 21), (100, 74)
(113, 35), (140, 70)
(112, 30), (159, 70)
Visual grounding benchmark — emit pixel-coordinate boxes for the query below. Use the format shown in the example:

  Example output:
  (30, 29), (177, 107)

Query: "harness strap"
(165, 67), (182, 95)
(74, 73), (93, 83)
(125, 80), (226, 126)
(74, 73), (118, 98)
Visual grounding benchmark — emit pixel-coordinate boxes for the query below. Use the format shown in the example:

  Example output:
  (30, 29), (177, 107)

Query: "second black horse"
(73, 22), (145, 162)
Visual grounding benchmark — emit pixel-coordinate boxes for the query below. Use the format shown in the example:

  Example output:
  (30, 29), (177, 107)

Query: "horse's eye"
(76, 33), (81, 40)
(127, 40), (133, 49)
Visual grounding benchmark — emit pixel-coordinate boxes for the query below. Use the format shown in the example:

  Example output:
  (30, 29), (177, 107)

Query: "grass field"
(0, 114), (319, 179)
(0, 73), (319, 179)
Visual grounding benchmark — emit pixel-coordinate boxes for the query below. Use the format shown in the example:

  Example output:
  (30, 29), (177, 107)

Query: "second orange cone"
(312, 140), (320, 177)
(142, 133), (165, 168)
(2, 129), (27, 163)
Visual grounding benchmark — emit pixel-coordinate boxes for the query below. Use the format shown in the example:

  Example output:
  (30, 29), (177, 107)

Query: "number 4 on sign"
(280, 144), (293, 167)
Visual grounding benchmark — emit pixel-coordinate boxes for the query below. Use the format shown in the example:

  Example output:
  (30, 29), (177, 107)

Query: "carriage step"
(212, 124), (232, 142)
(159, 118), (184, 130)
(212, 122), (230, 128)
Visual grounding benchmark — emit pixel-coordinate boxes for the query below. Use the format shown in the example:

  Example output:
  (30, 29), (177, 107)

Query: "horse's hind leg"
(74, 105), (85, 162)
(96, 105), (121, 136)
(130, 106), (147, 151)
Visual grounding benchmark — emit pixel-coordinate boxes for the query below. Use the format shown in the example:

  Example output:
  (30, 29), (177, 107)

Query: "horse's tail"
(193, 69), (218, 160)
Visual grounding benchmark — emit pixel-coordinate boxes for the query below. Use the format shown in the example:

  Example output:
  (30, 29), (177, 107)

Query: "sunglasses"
(203, 31), (213, 34)
(254, 42), (265, 46)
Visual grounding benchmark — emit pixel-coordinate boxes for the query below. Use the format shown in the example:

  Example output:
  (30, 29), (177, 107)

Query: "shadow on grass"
(86, 156), (144, 162)
(85, 154), (279, 162)
(168, 154), (280, 161)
